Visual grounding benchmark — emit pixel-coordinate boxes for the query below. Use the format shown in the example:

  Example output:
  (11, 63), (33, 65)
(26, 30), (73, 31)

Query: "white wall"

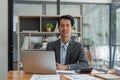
(14, 4), (42, 15)
(0, 0), (8, 80)
(13, 4), (42, 31)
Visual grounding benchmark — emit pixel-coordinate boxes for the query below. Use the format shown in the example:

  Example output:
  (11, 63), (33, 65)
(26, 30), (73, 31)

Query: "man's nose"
(63, 26), (67, 29)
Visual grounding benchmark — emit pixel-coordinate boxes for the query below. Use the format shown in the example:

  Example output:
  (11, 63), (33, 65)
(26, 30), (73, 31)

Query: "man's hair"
(58, 15), (74, 26)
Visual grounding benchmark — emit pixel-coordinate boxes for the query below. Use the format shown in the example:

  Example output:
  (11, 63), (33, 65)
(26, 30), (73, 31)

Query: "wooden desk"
(6, 71), (105, 80)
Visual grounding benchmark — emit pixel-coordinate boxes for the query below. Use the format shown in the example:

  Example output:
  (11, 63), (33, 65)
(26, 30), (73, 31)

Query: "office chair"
(84, 47), (93, 66)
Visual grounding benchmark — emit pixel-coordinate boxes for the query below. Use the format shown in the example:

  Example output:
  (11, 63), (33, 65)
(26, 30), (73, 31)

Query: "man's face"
(58, 19), (73, 37)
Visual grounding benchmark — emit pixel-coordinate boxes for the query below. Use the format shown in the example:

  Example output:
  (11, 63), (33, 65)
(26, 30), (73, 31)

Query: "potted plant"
(45, 23), (54, 32)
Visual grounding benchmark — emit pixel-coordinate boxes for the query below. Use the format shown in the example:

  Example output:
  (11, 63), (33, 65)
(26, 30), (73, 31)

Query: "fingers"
(56, 64), (68, 70)
(56, 63), (60, 66)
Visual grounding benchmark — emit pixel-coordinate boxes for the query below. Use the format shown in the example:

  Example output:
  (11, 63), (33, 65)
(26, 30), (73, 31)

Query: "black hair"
(58, 15), (74, 26)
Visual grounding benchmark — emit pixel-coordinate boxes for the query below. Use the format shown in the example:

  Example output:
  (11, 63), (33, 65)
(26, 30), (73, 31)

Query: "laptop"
(21, 51), (56, 74)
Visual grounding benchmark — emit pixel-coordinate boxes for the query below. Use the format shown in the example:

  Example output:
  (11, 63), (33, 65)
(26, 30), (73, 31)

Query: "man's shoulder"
(48, 39), (60, 45)
(70, 40), (81, 45)
(70, 40), (84, 48)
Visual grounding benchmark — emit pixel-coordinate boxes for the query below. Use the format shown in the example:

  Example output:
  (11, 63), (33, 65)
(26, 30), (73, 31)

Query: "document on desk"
(94, 74), (120, 80)
(30, 74), (60, 80)
(91, 69), (106, 74)
(56, 70), (76, 74)
(64, 74), (99, 80)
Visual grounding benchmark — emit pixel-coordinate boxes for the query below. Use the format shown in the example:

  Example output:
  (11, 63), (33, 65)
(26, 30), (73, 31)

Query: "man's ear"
(72, 26), (74, 31)
(72, 26), (74, 29)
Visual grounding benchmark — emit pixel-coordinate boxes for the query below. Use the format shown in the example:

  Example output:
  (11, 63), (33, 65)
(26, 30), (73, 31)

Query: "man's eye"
(67, 25), (71, 27)
(60, 24), (65, 27)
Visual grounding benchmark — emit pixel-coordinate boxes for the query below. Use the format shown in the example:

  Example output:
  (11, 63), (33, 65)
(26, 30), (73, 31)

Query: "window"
(82, 4), (110, 69)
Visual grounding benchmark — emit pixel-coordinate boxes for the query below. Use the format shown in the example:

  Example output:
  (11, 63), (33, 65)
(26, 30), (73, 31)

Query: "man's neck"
(61, 37), (70, 44)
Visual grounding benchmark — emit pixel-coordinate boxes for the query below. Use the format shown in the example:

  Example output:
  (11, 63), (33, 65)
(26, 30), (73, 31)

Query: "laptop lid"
(21, 51), (56, 74)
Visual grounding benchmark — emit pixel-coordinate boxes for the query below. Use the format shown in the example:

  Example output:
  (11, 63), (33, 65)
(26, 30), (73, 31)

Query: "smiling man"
(46, 15), (89, 70)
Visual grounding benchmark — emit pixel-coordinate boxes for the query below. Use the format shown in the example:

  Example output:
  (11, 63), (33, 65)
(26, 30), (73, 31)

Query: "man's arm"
(66, 45), (89, 70)
(46, 42), (54, 50)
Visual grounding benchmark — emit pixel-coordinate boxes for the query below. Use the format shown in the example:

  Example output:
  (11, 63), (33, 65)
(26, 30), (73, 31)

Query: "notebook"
(21, 51), (56, 74)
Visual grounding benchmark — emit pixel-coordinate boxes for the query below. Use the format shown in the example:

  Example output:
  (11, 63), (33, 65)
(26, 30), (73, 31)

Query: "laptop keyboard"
(30, 74), (60, 80)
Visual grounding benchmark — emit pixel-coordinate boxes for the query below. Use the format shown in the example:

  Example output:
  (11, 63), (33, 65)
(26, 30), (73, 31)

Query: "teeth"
(63, 32), (67, 33)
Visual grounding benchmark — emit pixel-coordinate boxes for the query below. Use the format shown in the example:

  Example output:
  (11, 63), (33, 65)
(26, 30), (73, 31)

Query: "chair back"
(84, 48), (93, 66)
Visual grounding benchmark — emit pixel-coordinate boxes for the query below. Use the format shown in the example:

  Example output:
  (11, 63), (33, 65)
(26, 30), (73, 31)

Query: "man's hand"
(56, 63), (69, 70)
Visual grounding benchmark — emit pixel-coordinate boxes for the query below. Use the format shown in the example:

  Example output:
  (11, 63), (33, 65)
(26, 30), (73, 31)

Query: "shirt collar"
(60, 40), (70, 48)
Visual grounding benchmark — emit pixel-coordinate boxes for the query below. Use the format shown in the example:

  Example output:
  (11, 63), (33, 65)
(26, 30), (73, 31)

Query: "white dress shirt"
(60, 40), (70, 65)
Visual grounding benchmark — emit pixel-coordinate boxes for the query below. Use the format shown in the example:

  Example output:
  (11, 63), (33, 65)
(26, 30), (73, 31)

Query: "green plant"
(83, 38), (94, 46)
(45, 23), (54, 29)
(73, 26), (76, 30)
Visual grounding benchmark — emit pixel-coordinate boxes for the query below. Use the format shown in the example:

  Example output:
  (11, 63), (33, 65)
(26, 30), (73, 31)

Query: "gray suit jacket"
(46, 39), (89, 70)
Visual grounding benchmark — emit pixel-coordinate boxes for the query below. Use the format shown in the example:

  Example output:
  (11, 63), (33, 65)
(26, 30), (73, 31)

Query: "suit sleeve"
(46, 42), (52, 51)
(46, 42), (55, 51)
(66, 44), (89, 70)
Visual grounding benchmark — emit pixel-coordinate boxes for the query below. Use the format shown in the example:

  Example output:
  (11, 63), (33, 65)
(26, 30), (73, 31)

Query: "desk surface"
(6, 71), (107, 80)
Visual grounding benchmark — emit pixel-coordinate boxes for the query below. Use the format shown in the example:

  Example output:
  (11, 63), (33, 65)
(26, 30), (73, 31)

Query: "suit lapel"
(55, 39), (61, 63)
(65, 40), (74, 64)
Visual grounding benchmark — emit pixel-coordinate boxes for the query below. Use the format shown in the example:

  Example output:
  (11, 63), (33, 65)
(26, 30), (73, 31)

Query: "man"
(46, 15), (89, 70)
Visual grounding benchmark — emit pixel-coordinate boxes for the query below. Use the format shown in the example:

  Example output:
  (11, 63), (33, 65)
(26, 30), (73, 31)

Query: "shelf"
(19, 48), (46, 51)
(19, 32), (59, 34)
(19, 16), (40, 32)
(19, 32), (81, 34)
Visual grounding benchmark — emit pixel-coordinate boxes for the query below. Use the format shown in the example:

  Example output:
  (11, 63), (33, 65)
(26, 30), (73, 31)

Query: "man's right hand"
(56, 63), (69, 70)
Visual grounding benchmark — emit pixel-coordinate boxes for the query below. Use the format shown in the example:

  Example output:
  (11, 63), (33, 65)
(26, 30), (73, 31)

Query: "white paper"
(91, 69), (105, 74)
(56, 70), (76, 74)
(65, 74), (99, 80)
(30, 74), (60, 80)
(21, 37), (29, 50)
(94, 74), (120, 79)
(115, 67), (120, 75)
